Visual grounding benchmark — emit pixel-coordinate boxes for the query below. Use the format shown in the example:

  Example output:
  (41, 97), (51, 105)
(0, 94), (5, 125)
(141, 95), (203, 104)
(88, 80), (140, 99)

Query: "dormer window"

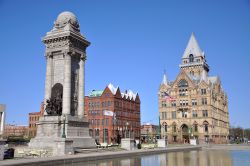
(189, 54), (194, 63)
(178, 79), (188, 88)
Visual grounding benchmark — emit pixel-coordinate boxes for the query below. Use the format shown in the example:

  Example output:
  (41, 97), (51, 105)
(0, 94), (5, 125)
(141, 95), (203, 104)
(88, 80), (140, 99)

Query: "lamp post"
(62, 115), (66, 138)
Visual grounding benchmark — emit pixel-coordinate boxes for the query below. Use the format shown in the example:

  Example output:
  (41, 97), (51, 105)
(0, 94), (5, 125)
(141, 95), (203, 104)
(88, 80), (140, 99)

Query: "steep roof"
(182, 33), (204, 59)
(108, 83), (118, 95)
(89, 90), (103, 97)
(107, 83), (138, 101)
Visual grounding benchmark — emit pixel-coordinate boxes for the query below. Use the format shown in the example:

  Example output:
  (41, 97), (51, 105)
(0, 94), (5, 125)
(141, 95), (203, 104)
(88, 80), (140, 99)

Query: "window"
(192, 99), (197, 106)
(173, 136), (177, 142)
(194, 124), (198, 132)
(189, 54), (194, 63)
(102, 119), (104, 125)
(161, 101), (167, 107)
(182, 111), (187, 118)
(105, 119), (109, 125)
(178, 80), (188, 88)
(162, 112), (167, 120)
(201, 89), (207, 95)
(202, 98), (207, 105)
(171, 101), (176, 107)
(95, 129), (100, 136)
(172, 111), (176, 119)
(202, 110), (208, 117)
(204, 124), (208, 132)
(164, 124), (168, 132)
(180, 100), (188, 106)
(192, 110), (198, 118)
(179, 89), (188, 96)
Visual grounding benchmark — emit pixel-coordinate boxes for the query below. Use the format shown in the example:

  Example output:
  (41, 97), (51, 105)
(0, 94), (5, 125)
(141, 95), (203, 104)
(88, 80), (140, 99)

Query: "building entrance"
(181, 124), (189, 143)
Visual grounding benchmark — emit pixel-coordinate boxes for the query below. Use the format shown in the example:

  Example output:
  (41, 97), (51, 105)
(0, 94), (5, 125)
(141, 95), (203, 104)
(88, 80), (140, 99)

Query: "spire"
(162, 70), (168, 85)
(182, 32), (203, 59)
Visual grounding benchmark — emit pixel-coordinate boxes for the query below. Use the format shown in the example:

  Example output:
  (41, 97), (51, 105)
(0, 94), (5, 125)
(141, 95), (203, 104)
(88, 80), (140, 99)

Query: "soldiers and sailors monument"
(29, 11), (95, 156)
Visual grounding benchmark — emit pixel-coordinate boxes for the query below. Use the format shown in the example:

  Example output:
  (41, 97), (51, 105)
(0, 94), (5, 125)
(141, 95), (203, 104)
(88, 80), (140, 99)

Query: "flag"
(162, 91), (176, 101)
(103, 110), (114, 116)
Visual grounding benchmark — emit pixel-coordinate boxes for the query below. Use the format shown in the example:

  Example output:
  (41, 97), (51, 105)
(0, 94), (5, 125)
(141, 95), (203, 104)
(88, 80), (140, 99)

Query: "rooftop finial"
(162, 70), (168, 85)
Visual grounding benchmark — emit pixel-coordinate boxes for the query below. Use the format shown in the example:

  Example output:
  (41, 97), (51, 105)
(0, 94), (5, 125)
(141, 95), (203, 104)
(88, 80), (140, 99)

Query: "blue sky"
(0, 0), (249, 128)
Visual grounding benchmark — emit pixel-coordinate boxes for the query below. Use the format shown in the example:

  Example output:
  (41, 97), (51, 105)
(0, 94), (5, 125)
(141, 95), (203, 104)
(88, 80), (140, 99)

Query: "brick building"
(28, 102), (44, 138)
(84, 83), (141, 144)
(158, 33), (229, 144)
(4, 125), (28, 138)
(141, 123), (159, 143)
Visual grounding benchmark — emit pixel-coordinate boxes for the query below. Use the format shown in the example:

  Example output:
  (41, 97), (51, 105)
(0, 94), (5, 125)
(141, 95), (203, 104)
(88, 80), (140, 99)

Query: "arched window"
(178, 79), (188, 88)
(164, 124), (168, 132)
(203, 121), (209, 133)
(189, 54), (194, 63)
(193, 121), (198, 132)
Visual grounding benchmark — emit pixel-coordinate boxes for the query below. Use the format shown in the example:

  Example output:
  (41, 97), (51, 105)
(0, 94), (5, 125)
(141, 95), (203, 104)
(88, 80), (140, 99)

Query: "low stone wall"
(1, 146), (201, 166)
(0, 140), (6, 160)
(14, 147), (53, 158)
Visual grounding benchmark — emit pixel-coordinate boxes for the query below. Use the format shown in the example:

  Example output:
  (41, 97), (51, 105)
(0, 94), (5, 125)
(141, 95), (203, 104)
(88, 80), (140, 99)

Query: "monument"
(0, 104), (5, 137)
(29, 11), (95, 156)
(0, 104), (6, 160)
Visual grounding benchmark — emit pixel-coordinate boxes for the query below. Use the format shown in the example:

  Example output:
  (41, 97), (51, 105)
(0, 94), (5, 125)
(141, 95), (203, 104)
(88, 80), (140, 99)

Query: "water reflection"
(70, 150), (249, 166)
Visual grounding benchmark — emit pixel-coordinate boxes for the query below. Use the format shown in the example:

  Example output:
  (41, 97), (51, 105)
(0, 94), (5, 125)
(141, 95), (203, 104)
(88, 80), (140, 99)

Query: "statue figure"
(45, 92), (62, 116)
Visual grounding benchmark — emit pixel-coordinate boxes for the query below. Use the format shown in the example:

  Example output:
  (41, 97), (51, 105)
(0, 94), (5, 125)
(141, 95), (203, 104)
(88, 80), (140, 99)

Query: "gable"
(101, 86), (114, 97)
(172, 70), (196, 89)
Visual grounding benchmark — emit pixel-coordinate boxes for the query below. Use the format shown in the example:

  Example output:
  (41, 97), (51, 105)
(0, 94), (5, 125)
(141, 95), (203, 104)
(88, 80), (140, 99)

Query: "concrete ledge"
(0, 146), (201, 166)
(203, 144), (250, 151)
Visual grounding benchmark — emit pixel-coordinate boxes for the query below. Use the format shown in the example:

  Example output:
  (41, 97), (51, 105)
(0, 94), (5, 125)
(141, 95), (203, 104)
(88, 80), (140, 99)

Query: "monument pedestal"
(121, 138), (135, 150)
(157, 139), (167, 148)
(0, 139), (6, 160)
(29, 115), (95, 156)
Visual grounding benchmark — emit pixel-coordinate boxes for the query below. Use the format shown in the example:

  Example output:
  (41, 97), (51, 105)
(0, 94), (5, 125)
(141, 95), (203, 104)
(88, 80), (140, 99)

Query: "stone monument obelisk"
(29, 11), (95, 156)
(0, 104), (6, 137)
(0, 104), (6, 160)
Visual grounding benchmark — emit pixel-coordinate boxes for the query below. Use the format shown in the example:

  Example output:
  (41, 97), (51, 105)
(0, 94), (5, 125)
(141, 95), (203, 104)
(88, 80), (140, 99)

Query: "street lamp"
(62, 115), (66, 138)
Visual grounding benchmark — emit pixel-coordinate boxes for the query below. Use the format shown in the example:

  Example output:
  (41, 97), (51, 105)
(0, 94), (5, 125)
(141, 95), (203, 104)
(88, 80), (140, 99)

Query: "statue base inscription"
(29, 115), (95, 156)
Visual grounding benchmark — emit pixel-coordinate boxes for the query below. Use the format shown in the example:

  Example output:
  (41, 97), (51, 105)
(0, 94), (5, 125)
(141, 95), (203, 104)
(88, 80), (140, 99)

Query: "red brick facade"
(4, 125), (28, 138)
(84, 84), (141, 144)
(28, 102), (44, 138)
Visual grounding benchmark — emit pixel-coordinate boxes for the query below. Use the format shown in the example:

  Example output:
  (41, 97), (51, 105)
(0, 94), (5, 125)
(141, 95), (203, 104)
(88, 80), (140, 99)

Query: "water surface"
(69, 150), (250, 166)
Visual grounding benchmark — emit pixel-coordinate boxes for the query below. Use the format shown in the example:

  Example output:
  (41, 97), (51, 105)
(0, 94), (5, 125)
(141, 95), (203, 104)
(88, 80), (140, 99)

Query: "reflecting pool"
(69, 150), (250, 166)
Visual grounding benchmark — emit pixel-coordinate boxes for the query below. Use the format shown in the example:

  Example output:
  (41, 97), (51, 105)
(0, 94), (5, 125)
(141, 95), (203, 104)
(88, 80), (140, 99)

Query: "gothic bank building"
(158, 33), (229, 144)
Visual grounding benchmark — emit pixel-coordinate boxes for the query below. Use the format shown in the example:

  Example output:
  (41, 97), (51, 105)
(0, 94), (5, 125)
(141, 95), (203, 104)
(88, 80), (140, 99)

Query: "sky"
(0, 0), (249, 128)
